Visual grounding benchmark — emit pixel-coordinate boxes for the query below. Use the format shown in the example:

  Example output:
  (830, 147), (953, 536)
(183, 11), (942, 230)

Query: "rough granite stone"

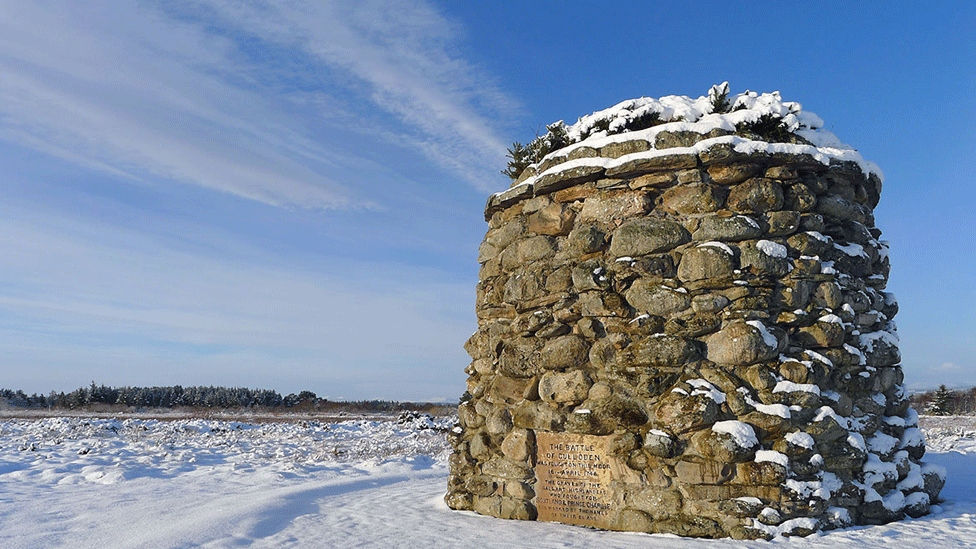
(452, 125), (939, 539)
(609, 218), (691, 257)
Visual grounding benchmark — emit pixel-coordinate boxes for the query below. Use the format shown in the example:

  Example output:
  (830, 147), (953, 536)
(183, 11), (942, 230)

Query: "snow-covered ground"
(1, 413), (974, 548)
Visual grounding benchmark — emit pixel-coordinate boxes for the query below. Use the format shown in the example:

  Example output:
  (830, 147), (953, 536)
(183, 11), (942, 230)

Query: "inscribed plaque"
(534, 431), (614, 529)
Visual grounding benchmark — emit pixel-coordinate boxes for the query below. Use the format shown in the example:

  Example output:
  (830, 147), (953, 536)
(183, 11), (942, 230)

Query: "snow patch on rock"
(757, 239), (788, 258)
(712, 420), (759, 449)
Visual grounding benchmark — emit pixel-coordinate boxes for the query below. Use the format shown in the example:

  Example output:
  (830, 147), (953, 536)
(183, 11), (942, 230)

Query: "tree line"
(910, 385), (976, 416)
(14, 382), (969, 416)
(0, 383), (451, 415)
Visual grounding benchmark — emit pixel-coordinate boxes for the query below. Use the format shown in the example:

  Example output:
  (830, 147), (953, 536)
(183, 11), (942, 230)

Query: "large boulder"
(539, 370), (592, 405)
(677, 243), (736, 286)
(705, 321), (781, 366)
(624, 280), (691, 315)
(609, 218), (691, 257)
(727, 178), (784, 214)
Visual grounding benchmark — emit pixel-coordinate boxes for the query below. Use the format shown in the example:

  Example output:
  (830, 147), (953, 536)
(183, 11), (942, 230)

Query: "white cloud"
(0, 0), (504, 399)
(191, 0), (515, 190)
(0, 200), (472, 396)
(0, 0), (515, 208)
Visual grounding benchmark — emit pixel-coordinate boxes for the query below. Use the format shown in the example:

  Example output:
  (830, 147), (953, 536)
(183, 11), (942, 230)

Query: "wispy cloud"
(0, 199), (471, 397)
(0, 0), (514, 208)
(188, 0), (516, 190)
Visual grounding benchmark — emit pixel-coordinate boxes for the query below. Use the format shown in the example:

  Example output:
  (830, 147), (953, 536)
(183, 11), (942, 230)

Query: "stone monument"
(446, 85), (945, 538)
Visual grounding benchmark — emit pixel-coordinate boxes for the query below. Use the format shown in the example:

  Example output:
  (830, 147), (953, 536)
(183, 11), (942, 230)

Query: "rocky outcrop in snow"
(447, 88), (944, 539)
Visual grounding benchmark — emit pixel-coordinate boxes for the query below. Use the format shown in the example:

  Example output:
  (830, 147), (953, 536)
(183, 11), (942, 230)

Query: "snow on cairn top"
(501, 83), (882, 190)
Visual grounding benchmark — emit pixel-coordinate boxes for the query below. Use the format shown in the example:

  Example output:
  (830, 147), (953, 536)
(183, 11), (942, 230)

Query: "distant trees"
(0, 384), (291, 411)
(911, 385), (976, 416)
(0, 384), (454, 415)
(930, 385), (954, 416)
(0, 389), (49, 408)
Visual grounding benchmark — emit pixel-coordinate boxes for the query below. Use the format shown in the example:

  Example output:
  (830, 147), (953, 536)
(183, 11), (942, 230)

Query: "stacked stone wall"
(446, 132), (944, 539)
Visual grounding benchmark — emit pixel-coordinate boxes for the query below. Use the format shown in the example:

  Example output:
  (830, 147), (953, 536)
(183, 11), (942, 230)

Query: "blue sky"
(0, 1), (973, 400)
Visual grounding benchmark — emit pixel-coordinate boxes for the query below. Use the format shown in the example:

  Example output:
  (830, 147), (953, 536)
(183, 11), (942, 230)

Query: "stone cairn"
(445, 87), (945, 539)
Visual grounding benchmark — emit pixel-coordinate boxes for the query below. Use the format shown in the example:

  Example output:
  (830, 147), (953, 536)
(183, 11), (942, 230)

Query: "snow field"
(1, 414), (975, 548)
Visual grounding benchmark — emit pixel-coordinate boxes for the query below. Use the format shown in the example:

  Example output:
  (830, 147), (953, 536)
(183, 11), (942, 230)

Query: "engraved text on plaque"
(534, 431), (615, 529)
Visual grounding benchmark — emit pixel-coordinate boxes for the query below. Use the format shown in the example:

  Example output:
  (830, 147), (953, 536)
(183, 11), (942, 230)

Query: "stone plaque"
(534, 431), (614, 529)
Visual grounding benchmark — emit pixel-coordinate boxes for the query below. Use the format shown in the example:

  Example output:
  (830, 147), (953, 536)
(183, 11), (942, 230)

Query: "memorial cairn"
(445, 84), (945, 539)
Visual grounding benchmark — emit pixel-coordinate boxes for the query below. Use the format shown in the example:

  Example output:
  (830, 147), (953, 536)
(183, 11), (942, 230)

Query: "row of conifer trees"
(0, 383), (452, 415)
(910, 385), (976, 416)
(0, 383), (311, 409)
